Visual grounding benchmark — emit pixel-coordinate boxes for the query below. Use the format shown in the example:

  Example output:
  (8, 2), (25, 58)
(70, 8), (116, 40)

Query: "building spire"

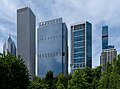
(9, 33), (11, 38)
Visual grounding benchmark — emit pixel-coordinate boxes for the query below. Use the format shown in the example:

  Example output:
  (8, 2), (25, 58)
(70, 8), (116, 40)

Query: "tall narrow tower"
(71, 21), (92, 72)
(100, 26), (117, 70)
(102, 26), (108, 50)
(17, 7), (36, 79)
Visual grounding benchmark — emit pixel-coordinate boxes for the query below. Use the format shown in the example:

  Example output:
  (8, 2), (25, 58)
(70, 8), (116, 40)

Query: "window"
(74, 53), (85, 58)
(74, 47), (85, 53)
(42, 54), (44, 58)
(74, 58), (85, 63)
(74, 36), (85, 42)
(74, 30), (85, 36)
(74, 41), (85, 47)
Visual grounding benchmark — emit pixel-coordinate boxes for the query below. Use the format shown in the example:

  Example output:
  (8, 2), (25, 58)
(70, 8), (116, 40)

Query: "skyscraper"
(102, 26), (108, 50)
(17, 7), (36, 79)
(100, 26), (117, 70)
(71, 21), (92, 72)
(100, 45), (117, 70)
(37, 18), (68, 77)
(3, 35), (16, 56)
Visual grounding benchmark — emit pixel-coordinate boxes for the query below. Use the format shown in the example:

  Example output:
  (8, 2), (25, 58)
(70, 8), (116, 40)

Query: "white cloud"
(0, 0), (120, 69)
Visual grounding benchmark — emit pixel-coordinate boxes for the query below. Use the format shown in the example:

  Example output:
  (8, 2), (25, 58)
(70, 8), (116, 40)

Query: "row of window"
(38, 52), (62, 58)
(74, 41), (85, 47)
(38, 35), (62, 41)
(74, 29), (85, 36)
(74, 36), (85, 42)
(74, 47), (85, 53)
(40, 19), (62, 26)
(74, 58), (85, 63)
(74, 52), (85, 58)
(73, 62), (85, 68)
(73, 24), (85, 30)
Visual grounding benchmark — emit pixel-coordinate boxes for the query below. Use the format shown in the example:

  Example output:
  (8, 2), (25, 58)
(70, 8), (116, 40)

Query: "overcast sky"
(0, 0), (120, 71)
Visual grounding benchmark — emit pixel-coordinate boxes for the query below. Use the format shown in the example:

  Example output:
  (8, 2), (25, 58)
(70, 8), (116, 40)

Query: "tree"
(28, 77), (49, 89)
(68, 69), (90, 89)
(57, 84), (65, 89)
(0, 52), (30, 89)
(56, 73), (67, 89)
(91, 66), (102, 89)
(108, 55), (120, 89)
(98, 62), (113, 89)
(44, 70), (54, 89)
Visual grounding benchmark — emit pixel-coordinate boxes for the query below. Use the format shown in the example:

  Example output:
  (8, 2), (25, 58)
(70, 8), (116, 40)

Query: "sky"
(0, 0), (120, 72)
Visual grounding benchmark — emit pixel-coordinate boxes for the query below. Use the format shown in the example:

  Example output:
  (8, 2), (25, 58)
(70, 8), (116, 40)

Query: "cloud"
(0, 0), (120, 70)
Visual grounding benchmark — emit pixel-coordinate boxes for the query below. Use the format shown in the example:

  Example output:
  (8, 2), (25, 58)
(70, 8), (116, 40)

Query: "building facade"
(100, 26), (117, 70)
(102, 26), (108, 50)
(37, 18), (68, 77)
(17, 7), (36, 79)
(3, 35), (16, 56)
(71, 21), (92, 72)
(100, 46), (117, 70)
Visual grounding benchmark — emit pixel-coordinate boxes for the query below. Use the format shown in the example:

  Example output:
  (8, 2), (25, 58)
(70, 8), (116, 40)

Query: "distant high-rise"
(100, 46), (117, 70)
(17, 7), (36, 79)
(71, 21), (92, 72)
(37, 18), (68, 77)
(100, 26), (117, 70)
(3, 35), (16, 56)
(102, 26), (108, 50)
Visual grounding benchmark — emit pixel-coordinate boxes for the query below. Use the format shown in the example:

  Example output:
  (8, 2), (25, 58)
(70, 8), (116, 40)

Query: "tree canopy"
(0, 52), (30, 89)
(1, 52), (120, 89)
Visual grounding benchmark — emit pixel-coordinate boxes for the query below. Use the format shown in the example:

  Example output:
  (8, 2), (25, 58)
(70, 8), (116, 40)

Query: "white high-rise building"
(100, 46), (117, 70)
(17, 7), (36, 79)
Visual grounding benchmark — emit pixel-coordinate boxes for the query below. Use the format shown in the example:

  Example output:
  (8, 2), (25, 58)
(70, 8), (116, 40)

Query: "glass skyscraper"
(100, 26), (117, 70)
(3, 35), (16, 56)
(37, 18), (68, 78)
(102, 26), (108, 50)
(71, 21), (92, 72)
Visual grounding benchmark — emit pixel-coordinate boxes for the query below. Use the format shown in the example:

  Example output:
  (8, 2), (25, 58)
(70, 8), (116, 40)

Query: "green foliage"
(0, 52), (30, 89)
(67, 68), (90, 89)
(91, 66), (102, 89)
(56, 73), (67, 89)
(57, 84), (65, 89)
(98, 54), (120, 89)
(1, 52), (120, 89)
(44, 70), (54, 89)
(28, 77), (49, 89)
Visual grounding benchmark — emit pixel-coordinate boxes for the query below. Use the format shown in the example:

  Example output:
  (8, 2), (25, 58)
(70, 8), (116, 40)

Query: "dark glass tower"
(102, 26), (108, 50)
(71, 21), (92, 72)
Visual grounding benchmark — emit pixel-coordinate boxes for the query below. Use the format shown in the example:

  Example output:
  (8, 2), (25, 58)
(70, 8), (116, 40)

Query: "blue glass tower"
(71, 21), (92, 72)
(102, 26), (108, 50)
(37, 18), (68, 78)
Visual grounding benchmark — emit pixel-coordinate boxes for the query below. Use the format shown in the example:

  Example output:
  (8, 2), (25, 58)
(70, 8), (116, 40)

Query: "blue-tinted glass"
(102, 26), (108, 36)
(74, 30), (85, 36)
(74, 36), (85, 42)
(74, 47), (85, 53)
(102, 26), (108, 49)
(74, 58), (85, 63)
(86, 22), (92, 68)
(74, 41), (85, 47)
(74, 52), (85, 58)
